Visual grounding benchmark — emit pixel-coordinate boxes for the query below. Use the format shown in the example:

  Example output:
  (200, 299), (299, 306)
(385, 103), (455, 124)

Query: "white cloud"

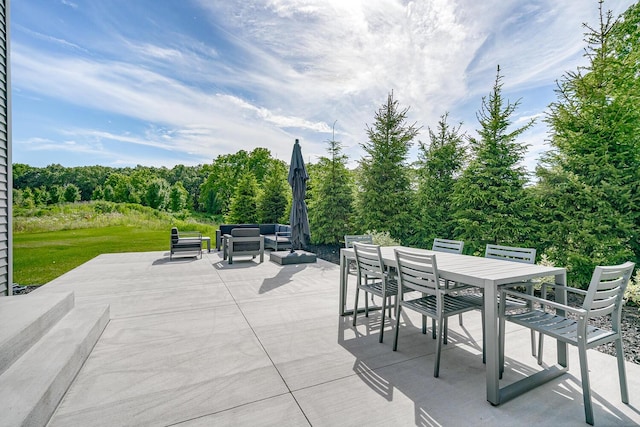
(12, 0), (637, 171)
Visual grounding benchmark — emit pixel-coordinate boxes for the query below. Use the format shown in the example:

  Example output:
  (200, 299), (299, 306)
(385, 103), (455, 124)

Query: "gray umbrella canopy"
(288, 139), (310, 251)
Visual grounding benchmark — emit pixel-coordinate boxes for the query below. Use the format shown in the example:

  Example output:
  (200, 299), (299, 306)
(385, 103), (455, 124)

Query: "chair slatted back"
(432, 238), (464, 254)
(345, 234), (373, 248)
(394, 249), (440, 296)
(584, 262), (635, 319)
(353, 242), (385, 280)
(485, 244), (536, 264)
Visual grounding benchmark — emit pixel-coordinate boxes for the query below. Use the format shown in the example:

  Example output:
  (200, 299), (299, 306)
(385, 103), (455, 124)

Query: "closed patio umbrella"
(288, 139), (310, 252)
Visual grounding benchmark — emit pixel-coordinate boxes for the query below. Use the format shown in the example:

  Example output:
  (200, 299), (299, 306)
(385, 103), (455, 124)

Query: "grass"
(13, 201), (218, 285)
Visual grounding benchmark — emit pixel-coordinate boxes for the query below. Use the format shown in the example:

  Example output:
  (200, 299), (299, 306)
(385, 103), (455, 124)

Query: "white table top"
(341, 245), (565, 288)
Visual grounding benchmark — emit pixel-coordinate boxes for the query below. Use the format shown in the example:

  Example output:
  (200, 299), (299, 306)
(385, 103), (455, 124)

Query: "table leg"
(339, 251), (347, 316)
(485, 279), (500, 405)
(555, 271), (568, 367)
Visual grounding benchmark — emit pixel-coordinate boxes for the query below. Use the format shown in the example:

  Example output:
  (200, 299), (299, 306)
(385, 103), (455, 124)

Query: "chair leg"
(443, 317), (448, 345)
(499, 310), (506, 379)
(530, 330), (537, 357)
(615, 337), (629, 403)
(527, 284), (536, 358)
(578, 343), (594, 425)
(481, 310), (486, 364)
(459, 313), (463, 326)
(379, 293), (387, 343)
(537, 332), (544, 365)
(434, 315), (444, 378)
(393, 305), (402, 351)
(352, 288), (360, 327)
(422, 315), (427, 334)
(365, 291), (369, 317)
(432, 318), (436, 339)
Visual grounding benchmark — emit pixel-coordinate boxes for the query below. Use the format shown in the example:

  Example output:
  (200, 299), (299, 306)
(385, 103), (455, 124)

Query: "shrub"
(367, 230), (400, 246)
(625, 269), (640, 309)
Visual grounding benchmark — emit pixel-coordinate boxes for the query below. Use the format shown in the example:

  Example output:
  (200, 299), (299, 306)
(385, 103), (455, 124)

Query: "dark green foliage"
(225, 171), (259, 223)
(63, 184), (81, 203)
(308, 127), (355, 245)
(169, 182), (189, 212)
(452, 67), (535, 255)
(257, 165), (289, 224)
(199, 148), (276, 215)
(357, 92), (420, 243)
(535, 2), (640, 286)
(49, 185), (65, 204)
(412, 113), (466, 248)
(145, 178), (170, 210)
(92, 185), (104, 201)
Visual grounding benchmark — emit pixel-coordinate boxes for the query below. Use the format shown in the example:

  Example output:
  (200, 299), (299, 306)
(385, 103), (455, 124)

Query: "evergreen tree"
(63, 183), (81, 203)
(33, 186), (50, 206)
(49, 185), (65, 204)
(257, 166), (288, 224)
(102, 184), (114, 202)
(169, 182), (189, 212)
(20, 188), (35, 209)
(92, 185), (105, 201)
(535, 1), (640, 286)
(357, 92), (420, 242)
(145, 178), (170, 210)
(413, 113), (466, 248)
(308, 124), (355, 245)
(451, 67), (534, 255)
(225, 171), (259, 223)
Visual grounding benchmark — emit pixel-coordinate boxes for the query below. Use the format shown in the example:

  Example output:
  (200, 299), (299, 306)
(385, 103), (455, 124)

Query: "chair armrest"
(275, 231), (291, 238)
(178, 231), (202, 239)
(501, 288), (587, 317)
(540, 282), (587, 300)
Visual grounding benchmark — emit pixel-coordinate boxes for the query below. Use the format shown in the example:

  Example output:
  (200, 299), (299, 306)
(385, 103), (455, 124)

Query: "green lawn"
(12, 201), (219, 286)
(13, 226), (172, 285)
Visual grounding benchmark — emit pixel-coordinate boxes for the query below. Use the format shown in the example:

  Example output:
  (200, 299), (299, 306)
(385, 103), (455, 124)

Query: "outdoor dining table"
(339, 245), (568, 406)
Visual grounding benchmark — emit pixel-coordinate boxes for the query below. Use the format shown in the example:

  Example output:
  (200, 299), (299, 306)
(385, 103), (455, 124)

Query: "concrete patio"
(4, 250), (640, 426)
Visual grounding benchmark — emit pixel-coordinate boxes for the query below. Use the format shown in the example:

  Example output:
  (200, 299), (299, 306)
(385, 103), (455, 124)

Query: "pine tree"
(169, 182), (189, 212)
(226, 171), (259, 223)
(145, 178), (170, 210)
(63, 183), (81, 203)
(534, 1), (640, 286)
(308, 123), (355, 245)
(451, 67), (534, 255)
(357, 92), (420, 242)
(258, 167), (289, 223)
(413, 113), (466, 248)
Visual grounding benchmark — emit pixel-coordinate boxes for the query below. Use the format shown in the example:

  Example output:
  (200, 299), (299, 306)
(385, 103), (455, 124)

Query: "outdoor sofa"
(216, 223), (292, 251)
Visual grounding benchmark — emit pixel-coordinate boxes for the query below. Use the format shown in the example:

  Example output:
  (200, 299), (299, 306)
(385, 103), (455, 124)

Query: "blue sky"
(10, 0), (636, 171)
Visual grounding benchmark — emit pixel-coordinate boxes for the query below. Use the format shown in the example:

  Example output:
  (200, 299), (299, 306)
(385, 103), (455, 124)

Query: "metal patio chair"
(457, 244), (539, 361)
(392, 248), (481, 377)
(499, 261), (635, 425)
(352, 242), (398, 343)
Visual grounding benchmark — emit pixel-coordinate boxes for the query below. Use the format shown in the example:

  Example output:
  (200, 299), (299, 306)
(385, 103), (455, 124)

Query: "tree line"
(13, 2), (640, 287)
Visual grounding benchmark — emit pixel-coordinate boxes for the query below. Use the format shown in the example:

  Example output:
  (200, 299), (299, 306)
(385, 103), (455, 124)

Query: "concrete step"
(0, 302), (110, 427)
(0, 292), (74, 376)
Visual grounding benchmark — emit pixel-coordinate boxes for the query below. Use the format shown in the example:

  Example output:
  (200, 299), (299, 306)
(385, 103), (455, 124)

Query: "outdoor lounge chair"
(170, 227), (203, 260)
(224, 228), (264, 264)
(499, 261), (635, 425)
